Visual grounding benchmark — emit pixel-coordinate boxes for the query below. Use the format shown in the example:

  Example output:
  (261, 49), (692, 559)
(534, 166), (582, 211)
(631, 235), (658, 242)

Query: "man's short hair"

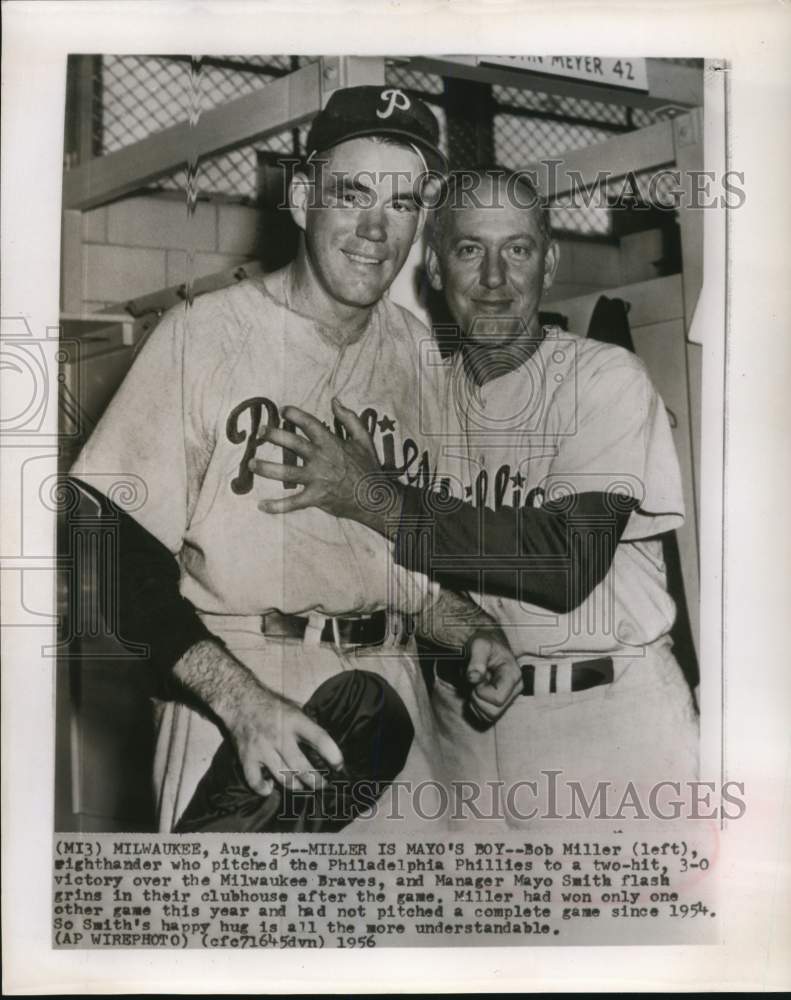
(426, 167), (552, 249)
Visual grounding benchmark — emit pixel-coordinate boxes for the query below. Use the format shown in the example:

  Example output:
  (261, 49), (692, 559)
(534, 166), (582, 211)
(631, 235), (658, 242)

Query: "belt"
(435, 655), (614, 696)
(260, 609), (388, 648)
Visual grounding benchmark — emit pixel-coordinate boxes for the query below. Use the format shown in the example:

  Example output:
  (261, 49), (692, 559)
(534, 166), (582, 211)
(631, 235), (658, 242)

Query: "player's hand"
(465, 632), (523, 725)
(220, 682), (344, 797)
(249, 397), (401, 534)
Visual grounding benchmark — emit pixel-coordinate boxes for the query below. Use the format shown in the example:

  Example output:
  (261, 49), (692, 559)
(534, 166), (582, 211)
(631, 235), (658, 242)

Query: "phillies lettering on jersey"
(73, 273), (445, 620)
(461, 464), (546, 511)
(227, 396), (443, 496)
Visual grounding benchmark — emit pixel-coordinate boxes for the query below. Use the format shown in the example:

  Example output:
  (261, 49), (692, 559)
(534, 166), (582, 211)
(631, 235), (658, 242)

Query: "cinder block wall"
(79, 195), (259, 312)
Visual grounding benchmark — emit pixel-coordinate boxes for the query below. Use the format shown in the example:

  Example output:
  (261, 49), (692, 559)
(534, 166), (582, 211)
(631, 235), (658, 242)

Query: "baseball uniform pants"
(432, 635), (699, 830)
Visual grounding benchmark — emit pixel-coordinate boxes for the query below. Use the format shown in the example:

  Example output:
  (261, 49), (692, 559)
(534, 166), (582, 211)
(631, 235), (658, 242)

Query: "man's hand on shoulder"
(173, 639), (343, 795)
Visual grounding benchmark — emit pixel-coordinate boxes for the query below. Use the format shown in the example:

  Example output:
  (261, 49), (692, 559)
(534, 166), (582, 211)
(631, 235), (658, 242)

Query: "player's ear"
(542, 238), (560, 293)
(411, 173), (443, 247)
(425, 243), (444, 292)
(289, 171), (311, 232)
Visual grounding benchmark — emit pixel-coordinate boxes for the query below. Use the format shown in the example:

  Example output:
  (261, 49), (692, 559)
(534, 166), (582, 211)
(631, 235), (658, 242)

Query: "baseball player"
(70, 90), (519, 832)
(251, 167), (699, 826)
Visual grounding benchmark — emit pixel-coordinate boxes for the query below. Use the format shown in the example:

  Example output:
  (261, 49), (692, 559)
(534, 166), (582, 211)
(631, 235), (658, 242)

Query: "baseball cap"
(306, 85), (448, 174)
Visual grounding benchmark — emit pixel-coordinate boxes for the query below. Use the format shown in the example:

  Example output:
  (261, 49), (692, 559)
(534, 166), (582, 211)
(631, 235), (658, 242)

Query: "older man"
(70, 92), (519, 832)
(253, 167), (699, 826)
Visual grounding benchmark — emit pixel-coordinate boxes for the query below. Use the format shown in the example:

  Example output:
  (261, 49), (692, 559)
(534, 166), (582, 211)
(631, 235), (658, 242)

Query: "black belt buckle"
(520, 656), (614, 695)
(321, 613), (387, 648)
(261, 610), (388, 649)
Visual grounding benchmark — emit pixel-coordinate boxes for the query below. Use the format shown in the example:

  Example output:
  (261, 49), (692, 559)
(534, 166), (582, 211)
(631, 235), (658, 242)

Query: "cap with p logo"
(306, 85), (447, 174)
(376, 88), (412, 119)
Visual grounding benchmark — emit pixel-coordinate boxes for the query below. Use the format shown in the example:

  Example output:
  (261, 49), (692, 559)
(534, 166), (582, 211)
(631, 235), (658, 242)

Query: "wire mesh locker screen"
(81, 55), (676, 233)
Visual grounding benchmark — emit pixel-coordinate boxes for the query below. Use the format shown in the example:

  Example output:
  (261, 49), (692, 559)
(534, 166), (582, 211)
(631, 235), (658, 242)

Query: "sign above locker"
(481, 55), (649, 92)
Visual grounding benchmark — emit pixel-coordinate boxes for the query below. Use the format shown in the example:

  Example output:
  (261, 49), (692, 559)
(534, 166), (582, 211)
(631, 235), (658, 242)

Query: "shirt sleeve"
(546, 353), (684, 542)
(68, 299), (237, 683)
(70, 302), (221, 554)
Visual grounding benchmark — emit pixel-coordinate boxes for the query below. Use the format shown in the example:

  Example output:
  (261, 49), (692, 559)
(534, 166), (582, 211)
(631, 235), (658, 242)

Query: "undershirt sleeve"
(67, 476), (214, 696)
(394, 485), (637, 613)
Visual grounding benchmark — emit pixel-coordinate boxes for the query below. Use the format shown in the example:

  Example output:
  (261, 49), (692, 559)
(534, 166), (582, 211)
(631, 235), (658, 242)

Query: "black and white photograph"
(54, 52), (714, 836)
(2, 0), (790, 993)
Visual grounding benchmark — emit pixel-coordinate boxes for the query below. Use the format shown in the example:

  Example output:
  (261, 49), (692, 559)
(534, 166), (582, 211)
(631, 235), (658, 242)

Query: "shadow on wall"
(254, 152), (301, 272)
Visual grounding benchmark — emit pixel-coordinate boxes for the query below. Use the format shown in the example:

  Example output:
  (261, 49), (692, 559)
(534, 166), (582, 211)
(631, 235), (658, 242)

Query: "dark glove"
(174, 669), (414, 833)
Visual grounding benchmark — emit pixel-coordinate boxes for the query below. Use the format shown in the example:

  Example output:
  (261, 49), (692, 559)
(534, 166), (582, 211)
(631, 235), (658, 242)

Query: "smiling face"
(290, 137), (426, 321)
(427, 175), (559, 351)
